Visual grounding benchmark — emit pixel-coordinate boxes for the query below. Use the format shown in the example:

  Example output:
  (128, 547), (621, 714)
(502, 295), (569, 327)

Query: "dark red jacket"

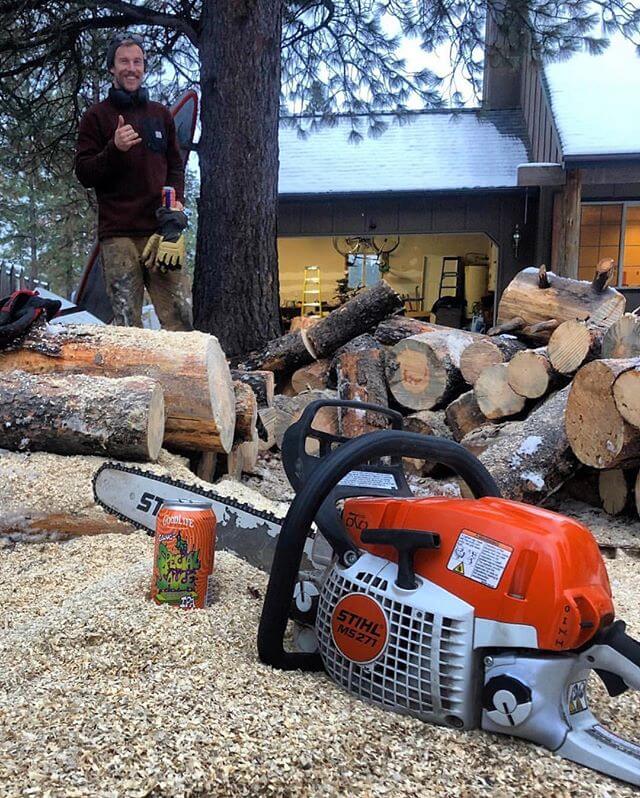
(75, 96), (185, 240)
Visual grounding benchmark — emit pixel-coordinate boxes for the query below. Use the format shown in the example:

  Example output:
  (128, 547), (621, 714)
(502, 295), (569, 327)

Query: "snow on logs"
(0, 325), (236, 453)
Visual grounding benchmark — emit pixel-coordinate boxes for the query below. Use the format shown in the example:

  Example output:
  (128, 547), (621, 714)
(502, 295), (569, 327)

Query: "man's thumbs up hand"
(114, 114), (142, 152)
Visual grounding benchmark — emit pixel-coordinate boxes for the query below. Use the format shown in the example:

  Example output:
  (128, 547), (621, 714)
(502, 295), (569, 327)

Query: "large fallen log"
(547, 320), (604, 375)
(334, 335), (388, 436)
(459, 335), (526, 386)
(373, 316), (439, 345)
(385, 328), (480, 411)
(474, 363), (526, 419)
(566, 359), (640, 469)
(602, 313), (640, 359)
(0, 370), (164, 462)
(478, 386), (576, 502)
(497, 266), (626, 328)
(444, 390), (488, 441)
(0, 324), (235, 453)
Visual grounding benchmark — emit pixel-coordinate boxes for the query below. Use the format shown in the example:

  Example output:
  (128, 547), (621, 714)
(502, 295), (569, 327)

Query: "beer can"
(152, 500), (216, 609)
(162, 185), (176, 209)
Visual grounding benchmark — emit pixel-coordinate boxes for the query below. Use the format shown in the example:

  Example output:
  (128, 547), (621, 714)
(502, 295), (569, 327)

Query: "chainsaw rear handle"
(584, 621), (640, 696)
(258, 429), (501, 671)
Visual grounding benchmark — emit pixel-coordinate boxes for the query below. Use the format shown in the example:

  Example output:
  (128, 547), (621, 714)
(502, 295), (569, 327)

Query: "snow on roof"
(544, 35), (640, 158)
(278, 110), (530, 195)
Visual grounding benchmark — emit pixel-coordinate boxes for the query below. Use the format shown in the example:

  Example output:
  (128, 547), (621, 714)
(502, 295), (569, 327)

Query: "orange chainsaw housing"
(342, 496), (614, 651)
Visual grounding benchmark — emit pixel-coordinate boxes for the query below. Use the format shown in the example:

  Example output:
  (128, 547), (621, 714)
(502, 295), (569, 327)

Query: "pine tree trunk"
(193, 0), (283, 357)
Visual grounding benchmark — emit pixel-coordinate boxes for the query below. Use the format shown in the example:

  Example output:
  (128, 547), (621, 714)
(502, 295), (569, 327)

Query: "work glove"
(141, 233), (162, 270)
(141, 208), (188, 273)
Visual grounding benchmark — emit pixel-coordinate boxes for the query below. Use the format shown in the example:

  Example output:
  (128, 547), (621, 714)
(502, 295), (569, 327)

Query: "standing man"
(75, 32), (193, 330)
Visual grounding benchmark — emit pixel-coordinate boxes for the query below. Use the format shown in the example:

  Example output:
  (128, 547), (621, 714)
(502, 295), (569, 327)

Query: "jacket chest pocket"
(142, 117), (167, 154)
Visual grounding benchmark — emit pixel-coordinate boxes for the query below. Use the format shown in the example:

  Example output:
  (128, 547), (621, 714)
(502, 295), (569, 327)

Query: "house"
(276, 25), (640, 323)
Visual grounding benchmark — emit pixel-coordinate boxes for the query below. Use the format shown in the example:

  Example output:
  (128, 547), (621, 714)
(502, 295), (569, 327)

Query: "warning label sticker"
(568, 680), (588, 715)
(447, 530), (512, 589)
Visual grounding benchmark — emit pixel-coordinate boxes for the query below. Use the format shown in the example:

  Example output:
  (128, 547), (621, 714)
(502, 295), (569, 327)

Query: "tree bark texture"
(445, 390), (489, 441)
(497, 267), (626, 329)
(0, 324), (235, 453)
(230, 369), (275, 408)
(193, 0), (283, 357)
(233, 380), (258, 443)
(335, 343), (388, 436)
(238, 331), (313, 374)
(0, 370), (165, 462)
(373, 315), (439, 345)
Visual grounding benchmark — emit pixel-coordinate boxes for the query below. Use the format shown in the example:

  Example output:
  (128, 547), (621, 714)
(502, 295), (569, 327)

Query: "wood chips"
(2, 534), (640, 797)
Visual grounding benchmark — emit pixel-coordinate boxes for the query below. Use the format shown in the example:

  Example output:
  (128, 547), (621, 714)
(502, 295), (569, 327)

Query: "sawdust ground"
(1, 534), (640, 798)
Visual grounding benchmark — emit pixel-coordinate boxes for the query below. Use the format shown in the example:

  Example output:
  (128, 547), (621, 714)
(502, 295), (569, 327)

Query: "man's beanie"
(106, 32), (145, 69)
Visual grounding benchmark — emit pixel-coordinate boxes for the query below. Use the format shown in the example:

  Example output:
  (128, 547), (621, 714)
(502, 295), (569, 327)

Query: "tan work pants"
(100, 236), (193, 331)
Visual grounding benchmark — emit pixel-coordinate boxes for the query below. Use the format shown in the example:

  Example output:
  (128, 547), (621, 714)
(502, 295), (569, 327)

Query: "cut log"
(230, 369), (275, 408)
(547, 320), (604, 375)
(373, 315), (439, 345)
(507, 348), (562, 399)
(613, 367), (640, 428)
(444, 390), (488, 441)
(0, 370), (165, 462)
(303, 281), (403, 359)
(602, 313), (640, 359)
(335, 337), (388, 436)
(592, 257), (616, 293)
(237, 331), (313, 374)
(487, 317), (526, 336)
(459, 335), (526, 385)
(598, 468), (635, 515)
(487, 317), (560, 345)
(225, 437), (260, 480)
(479, 386), (576, 502)
(497, 266), (626, 328)
(233, 380), (258, 443)
(461, 421), (515, 457)
(566, 358), (640, 469)
(402, 410), (452, 476)
(272, 389), (339, 450)
(257, 405), (277, 451)
(474, 363), (527, 420)
(291, 359), (332, 394)
(0, 324), (235, 453)
(385, 329), (481, 411)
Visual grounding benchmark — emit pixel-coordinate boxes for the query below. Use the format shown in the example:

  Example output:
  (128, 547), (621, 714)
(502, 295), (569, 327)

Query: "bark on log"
(547, 320), (604, 375)
(566, 359), (640, 469)
(474, 363), (527, 420)
(373, 315), (439, 345)
(598, 468), (635, 515)
(507, 348), (562, 399)
(303, 281), (403, 359)
(461, 421), (515, 457)
(257, 405), (277, 451)
(335, 338), (388, 436)
(225, 437), (260, 480)
(613, 367), (640, 428)
(0, 370), (165, 462)
(233, 380), (258, 443)
(459, 335), (526, 385)
(602, 313), (640, 359)
(0, 324), (235, 453)
(487, 317), (560, 345)
(272, 389), (338, 450)
(291, 359), (332, 394)
(497, 266), (626, 328)
(402, 410), (453, 476)
(230, 369), (275, 407)
(385, 329), (481, 411)
(237, 331), (313, 373)
(592, 258), (616, 293)
(479, 386), (576, 502)
(445, 390), (488, 441)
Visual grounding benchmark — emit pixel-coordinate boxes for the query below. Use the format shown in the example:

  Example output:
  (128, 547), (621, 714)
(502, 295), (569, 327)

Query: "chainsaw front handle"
(258, 429), (501, 671)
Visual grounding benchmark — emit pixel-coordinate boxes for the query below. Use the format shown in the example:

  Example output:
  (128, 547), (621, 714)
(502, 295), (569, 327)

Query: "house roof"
(277, 109), (530, 195)
(544, 35), (640, 159)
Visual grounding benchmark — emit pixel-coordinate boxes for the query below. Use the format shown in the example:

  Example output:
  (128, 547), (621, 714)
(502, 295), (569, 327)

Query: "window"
(579, 202), (640, 287)
(347, 254), (381, 289)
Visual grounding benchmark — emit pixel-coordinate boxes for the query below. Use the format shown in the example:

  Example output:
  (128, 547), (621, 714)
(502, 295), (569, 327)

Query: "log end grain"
(474, 363), (526, 420)
(507, 349), (552, 399)
(613, 368), (640, 429)
(547, 320), (593, 374)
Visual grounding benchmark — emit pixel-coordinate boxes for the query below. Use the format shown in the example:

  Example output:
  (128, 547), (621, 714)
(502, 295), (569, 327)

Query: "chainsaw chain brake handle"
(258, 426), (501, 671)
(281, 400), (412, 561)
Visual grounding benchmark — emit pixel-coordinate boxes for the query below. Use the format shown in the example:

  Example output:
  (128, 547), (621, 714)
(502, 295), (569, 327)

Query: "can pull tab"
(360, 528), (440, 590)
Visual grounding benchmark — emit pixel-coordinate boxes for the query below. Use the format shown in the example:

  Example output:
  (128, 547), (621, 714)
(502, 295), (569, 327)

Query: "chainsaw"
(258, 402), (640, 787)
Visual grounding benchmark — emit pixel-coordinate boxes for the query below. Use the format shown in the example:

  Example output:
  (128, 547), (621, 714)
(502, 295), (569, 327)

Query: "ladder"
(300, 265), (323, 317)
(438, 257), (465, 301)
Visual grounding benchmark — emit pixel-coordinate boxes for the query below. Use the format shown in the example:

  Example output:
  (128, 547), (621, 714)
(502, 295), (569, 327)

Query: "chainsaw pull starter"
(360, 528), (440, 590)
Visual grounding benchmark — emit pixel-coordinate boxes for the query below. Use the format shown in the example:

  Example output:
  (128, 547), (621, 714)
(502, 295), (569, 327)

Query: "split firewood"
(507, 347), (564, 399)
(547, 320), (604, 375)
(233, 380), (258, 443)
(461, 421), (514, 457)
(373, 315), (439, 345)
(0, 370), (164, 462)
(257, 405), (277, 451)
(613, 366), (640, 428)
(0, 324), (235, 453)
(602, 313), (640, 359)
(444, 390), (489, 441)
(303, 280), (403, 359)
(598, 468), (636, 515)
(566, 358), (640, 469)
(459, 335), (526, 385)
(385, 328), (481, 411)
(334, 335), (388, 436)
(497, 266), (626, 328)
(230, 369), (275, 408)
(291, 359), (332, 394)
(478, 386), (576, 502)
(401, 410), (452, 475)
(474, 363), (527, 420)
(272, 389), (339, 450)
